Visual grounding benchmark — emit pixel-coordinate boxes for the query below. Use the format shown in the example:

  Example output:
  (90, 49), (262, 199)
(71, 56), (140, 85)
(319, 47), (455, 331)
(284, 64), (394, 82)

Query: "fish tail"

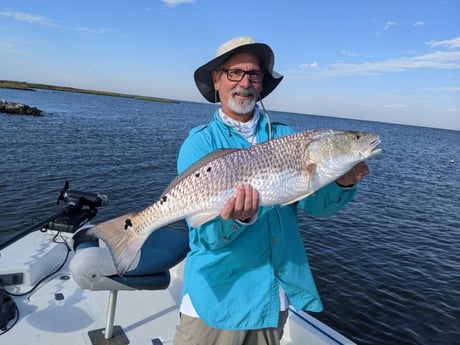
(88, 212), (146, 275)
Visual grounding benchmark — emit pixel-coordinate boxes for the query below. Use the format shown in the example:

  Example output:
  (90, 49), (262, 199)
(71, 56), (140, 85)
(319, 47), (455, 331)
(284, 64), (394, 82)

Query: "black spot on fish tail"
(124, 218), (133, 230)
(207, 167), (212, 172)
(163, 196), (168, 202)
(195, 173), (200, 177)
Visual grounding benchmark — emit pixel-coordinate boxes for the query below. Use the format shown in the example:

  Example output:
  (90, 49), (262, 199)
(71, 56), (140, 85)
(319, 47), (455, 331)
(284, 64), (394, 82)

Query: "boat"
(0, 182), (356, 345)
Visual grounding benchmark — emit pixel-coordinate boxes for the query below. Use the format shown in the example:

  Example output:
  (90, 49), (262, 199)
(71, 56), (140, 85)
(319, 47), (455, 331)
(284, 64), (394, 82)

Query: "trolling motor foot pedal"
(88, 325), (129, 345)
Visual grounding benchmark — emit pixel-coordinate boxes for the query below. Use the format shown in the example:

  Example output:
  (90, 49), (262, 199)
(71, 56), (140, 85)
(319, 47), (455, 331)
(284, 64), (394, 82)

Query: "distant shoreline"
(0, 80), (179, 104)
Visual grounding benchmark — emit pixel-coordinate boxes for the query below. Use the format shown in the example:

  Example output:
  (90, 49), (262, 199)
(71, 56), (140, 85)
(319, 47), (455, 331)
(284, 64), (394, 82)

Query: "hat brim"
(194, 42), (283, 103)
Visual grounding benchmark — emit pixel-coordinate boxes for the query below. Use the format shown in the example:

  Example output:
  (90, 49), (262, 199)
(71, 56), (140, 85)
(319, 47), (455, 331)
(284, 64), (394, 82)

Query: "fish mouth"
(359, 137), (382, 159)
(368, 137), (382, 157)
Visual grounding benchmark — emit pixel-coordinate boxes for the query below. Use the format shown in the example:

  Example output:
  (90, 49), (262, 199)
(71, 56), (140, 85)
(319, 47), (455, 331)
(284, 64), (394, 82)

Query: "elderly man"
(174, 36), (368, 345)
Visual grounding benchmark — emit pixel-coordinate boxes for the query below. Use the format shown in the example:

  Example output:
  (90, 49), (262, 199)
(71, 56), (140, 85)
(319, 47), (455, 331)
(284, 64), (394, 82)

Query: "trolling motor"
(48, 181), (108, 233)
(57, 181), (107, 209)
(0, 182), (107, 251)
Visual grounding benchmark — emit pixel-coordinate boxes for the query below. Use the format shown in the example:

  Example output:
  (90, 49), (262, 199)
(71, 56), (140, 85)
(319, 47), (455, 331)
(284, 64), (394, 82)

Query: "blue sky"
(0, 0), (459, 130)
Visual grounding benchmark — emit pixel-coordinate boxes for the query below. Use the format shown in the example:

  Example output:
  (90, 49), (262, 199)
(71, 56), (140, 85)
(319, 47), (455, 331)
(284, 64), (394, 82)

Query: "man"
(174, 36), (369, 345)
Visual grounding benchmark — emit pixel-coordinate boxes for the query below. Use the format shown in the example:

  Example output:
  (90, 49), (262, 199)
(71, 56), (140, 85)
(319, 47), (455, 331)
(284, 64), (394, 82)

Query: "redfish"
(89, 129), (381, 274)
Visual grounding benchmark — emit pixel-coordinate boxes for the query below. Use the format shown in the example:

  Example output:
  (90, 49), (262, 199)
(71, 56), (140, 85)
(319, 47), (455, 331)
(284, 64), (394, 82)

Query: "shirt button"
(274, 270), (280, 277)
(222, 236), (228, 241)
(272, 237), (279, 244)
(231, 225), (238, 231)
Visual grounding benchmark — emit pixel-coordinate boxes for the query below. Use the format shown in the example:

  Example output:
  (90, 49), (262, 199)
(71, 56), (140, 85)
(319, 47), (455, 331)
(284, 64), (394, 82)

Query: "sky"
(0, 0), (459, 131)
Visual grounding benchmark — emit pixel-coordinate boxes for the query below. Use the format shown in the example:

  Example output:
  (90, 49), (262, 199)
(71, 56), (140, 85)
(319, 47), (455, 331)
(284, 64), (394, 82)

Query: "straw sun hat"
(194, 36), (284, 103)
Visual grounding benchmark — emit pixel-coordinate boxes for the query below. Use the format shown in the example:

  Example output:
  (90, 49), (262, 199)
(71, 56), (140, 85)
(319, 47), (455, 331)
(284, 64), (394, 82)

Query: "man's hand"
(221, 184), (259, 222)
(336, 162), (369, 187)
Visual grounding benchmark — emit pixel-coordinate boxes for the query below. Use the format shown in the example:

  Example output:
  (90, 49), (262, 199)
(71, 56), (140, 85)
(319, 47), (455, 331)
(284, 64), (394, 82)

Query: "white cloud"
(0, 11), (57, 27)
(74, 27), (117, 34)
(327, 50), (460, 76)
(341, 50), (360, 57)
(427, 36), (460, 50)
(162, 0), (195, 6)
(298, 62), (318, 69)
(385, 104), (409, 109)
(383, 21), (397, 30)
(414, 21), (425, 27)
(0, 10), (117, 35)
(292, 36), (460, 79)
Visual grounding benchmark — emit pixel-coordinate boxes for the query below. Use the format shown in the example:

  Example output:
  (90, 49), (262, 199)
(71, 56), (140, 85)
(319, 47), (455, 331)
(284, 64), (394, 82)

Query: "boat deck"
(0, 228), (356, 345)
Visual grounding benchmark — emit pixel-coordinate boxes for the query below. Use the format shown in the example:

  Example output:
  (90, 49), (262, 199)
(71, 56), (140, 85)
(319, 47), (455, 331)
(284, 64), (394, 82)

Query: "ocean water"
(1, 88), (459, 344)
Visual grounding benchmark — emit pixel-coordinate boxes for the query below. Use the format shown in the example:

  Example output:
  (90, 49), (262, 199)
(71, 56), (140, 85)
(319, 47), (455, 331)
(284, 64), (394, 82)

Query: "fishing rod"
(0, 182), (107, 251)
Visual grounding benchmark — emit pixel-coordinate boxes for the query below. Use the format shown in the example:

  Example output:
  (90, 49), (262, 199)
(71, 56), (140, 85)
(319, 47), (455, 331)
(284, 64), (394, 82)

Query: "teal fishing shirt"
(177, 110), (357, 330)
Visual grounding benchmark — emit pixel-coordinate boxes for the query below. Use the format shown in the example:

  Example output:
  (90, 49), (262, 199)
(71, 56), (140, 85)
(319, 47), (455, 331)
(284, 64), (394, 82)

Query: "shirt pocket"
(197, 218), (246, 250)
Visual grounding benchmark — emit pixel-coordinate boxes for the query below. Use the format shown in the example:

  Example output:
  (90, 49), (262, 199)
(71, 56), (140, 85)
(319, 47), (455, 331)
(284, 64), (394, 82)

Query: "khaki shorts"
(173, 310), (289, 345)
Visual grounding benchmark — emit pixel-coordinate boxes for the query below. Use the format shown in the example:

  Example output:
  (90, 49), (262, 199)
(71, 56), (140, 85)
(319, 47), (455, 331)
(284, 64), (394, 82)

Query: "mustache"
(231, 87), (257, 98)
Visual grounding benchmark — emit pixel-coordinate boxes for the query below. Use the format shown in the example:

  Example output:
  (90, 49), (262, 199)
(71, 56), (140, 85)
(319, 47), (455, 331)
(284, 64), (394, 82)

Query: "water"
(1, 88), (459, 344)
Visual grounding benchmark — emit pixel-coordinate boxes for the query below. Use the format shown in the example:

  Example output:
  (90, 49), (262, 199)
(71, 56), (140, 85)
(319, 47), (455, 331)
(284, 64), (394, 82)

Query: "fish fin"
(280, 163), (316, 206)
(88, 212), (147, 275)
(187, 211), (220, 228)
(164, 149), (240, 194)
(280, 192), (315, 206)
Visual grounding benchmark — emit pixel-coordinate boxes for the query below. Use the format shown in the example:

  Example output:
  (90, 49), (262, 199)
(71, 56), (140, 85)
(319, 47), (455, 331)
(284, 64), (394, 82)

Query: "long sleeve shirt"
(176, 110), (357, 330)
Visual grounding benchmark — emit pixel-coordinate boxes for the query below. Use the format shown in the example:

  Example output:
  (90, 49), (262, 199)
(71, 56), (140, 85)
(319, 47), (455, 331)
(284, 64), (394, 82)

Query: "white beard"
(227, 88), (257, 115)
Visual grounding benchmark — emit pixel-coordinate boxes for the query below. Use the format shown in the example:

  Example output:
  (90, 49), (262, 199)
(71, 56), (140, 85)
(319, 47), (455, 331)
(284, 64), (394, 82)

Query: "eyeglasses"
(220, 68), (264, 83)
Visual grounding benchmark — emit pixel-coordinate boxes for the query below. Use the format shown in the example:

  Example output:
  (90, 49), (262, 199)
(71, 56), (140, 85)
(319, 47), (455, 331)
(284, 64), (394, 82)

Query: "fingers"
(352, 162), (369, 181)
(233, 184), (246, 213)
(220, 197), (236, 220)
(220, 184), (259, 221)
(336, 162), (369, 187)
(234, 184), (259, 213)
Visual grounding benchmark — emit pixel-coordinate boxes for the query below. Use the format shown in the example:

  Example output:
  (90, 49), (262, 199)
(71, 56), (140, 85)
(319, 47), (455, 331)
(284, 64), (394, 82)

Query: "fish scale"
(89, 129), (381, 274)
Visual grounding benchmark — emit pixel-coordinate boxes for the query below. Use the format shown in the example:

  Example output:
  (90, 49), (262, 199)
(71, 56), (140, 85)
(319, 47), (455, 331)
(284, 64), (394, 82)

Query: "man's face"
(212, 51), (264, 122)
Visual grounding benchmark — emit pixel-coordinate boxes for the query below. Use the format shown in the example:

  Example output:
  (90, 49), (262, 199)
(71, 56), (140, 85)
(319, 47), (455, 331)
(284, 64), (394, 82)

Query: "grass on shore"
(0, 80), (179, 104)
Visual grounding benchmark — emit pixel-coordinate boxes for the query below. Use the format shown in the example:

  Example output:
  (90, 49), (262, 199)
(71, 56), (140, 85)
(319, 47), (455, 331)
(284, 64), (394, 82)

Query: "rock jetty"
(0, 100), (43, 116)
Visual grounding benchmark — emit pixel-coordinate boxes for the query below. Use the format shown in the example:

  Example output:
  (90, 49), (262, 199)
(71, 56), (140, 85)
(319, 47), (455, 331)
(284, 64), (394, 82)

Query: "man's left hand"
(335, 162), (369, 187)
(220, 184), (259, 222)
